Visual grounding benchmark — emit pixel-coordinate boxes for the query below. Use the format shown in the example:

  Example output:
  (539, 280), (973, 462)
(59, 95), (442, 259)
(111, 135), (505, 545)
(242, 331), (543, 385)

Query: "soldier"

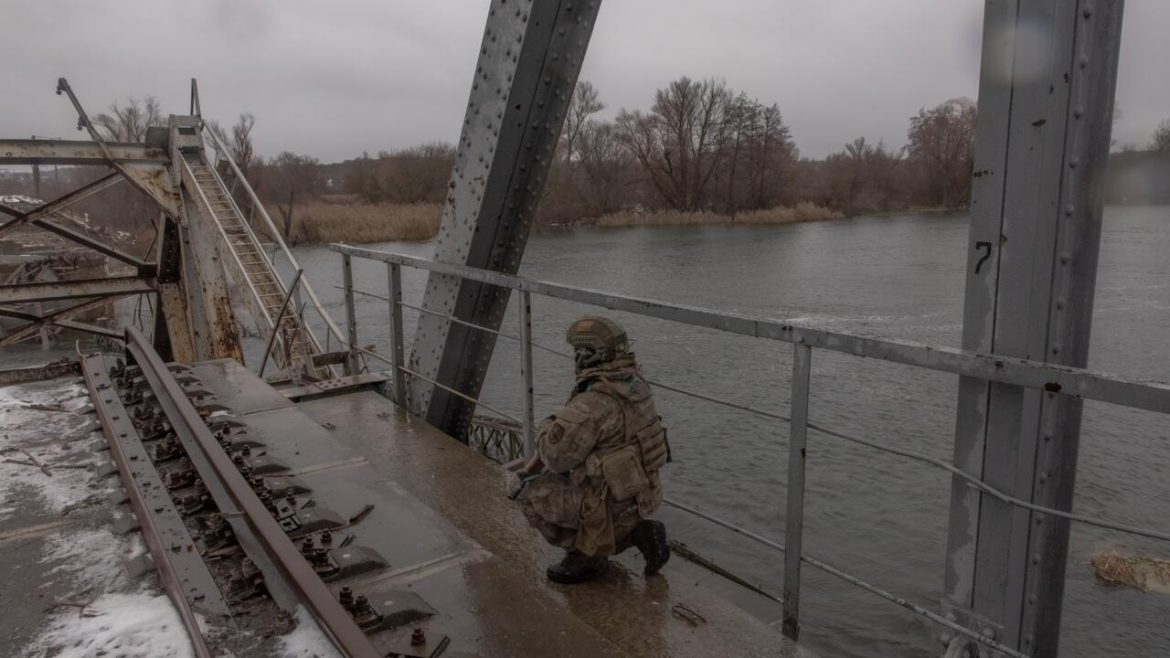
(507, 316), (671, 584)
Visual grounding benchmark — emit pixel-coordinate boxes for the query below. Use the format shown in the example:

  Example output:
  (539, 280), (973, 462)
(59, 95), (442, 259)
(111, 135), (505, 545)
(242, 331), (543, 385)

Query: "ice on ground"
(278, 606), (343, 658)
(27, 591), (194, 658)
(41, 527), (143, 591)
(0, 378), (102, 521)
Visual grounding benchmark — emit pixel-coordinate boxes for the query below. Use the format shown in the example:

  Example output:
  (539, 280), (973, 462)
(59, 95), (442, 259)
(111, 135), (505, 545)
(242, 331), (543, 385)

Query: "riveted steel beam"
(409, 0), (602, 439)
(0, 275), (154, 304)
(0, 139), (168, 165)
(0, 294), (130, 348)
(0, 171), (122, 239)
(943, 2), (1125, 655)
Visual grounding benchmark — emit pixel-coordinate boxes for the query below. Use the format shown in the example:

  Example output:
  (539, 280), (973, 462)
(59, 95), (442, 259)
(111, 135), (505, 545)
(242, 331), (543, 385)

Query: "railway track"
(80, 327), (447, 657)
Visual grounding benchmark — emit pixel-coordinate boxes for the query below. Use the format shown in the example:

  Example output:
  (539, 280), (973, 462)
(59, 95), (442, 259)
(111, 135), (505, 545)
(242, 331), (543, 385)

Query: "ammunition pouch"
(600, 445), (650, 502)
(635, 422), (670, 472)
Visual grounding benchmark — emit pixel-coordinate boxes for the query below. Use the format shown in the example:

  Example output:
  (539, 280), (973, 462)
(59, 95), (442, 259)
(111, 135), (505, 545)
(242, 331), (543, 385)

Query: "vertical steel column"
(342, 254), (358, 376)
(407, 0), (603, 440)
(518, 290), (536, 456)
(782, 342), (811, 640)
(386, 263), (406, 407)
(943, 2), (1124, 655)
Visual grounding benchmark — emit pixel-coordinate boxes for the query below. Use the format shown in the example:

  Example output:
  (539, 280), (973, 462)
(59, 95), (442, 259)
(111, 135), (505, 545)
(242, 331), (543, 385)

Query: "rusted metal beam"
(0, 295), (126, 348)
(124, 327), (381, 658)
(0, 139), (168, 165)
(53, 319), (123, 340)
(79, 354), (217, 658)
(0, 275), (154, 304)
(0, 171), (122, 239)
(26, 217), (150, 269)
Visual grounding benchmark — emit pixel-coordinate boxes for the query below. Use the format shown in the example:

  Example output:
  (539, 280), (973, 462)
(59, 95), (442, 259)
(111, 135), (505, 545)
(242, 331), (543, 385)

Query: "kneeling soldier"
(509, 316), (671, 584)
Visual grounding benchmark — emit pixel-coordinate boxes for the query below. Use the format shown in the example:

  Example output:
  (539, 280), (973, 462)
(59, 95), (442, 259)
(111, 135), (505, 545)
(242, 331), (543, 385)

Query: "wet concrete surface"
(292, 386), (812, 657)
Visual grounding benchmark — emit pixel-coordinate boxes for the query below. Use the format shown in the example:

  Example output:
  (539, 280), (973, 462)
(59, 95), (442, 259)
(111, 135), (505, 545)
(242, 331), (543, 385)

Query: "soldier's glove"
(505, 471), (526, 500)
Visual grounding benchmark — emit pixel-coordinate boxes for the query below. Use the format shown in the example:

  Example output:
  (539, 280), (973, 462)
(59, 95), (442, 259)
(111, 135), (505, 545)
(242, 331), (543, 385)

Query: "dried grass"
(596, 202), (843, 228)
(292, 201), (441, 244)
(1091, 551), (1141, 588)
(1090, 550), (1170, 593)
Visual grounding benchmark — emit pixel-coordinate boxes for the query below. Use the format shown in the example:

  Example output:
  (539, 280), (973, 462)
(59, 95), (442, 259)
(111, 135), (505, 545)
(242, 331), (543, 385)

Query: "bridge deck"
(2, 361), (809, 657)
(189, 356), (804, 657)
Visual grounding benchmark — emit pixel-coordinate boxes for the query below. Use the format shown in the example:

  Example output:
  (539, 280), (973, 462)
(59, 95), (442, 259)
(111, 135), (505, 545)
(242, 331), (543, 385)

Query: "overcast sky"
(2, 1), (1167, 162)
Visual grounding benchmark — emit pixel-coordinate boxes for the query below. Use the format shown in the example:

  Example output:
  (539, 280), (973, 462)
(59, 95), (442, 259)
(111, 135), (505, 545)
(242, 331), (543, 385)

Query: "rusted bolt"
(411, 628), (426, 646)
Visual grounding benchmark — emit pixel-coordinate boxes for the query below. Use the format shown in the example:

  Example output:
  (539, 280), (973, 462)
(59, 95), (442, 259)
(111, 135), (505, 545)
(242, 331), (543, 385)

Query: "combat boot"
(546, 550), (608, 584)
(630, 519), (670, 576)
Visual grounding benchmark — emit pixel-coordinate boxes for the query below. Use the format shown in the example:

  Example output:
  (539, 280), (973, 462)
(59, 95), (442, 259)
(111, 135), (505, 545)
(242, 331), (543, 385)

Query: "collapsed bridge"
(1, 1), (1165, 657)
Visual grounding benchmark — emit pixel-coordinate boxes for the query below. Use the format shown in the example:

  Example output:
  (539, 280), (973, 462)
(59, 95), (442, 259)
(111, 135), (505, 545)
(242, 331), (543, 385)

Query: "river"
(246, 206), (1170, 655)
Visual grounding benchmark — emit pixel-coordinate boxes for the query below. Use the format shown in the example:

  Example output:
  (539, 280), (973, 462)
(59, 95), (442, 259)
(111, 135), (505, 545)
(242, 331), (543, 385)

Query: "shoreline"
(284, 202), (971, 245)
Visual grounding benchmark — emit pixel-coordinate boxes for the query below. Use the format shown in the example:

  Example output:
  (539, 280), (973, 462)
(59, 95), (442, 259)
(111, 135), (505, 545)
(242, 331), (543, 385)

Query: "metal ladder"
(184, 155), (316, 377)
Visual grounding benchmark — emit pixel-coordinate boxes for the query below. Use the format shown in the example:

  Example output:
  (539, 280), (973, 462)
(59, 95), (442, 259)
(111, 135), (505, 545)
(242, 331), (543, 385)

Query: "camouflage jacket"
(537, 353), (669, 554)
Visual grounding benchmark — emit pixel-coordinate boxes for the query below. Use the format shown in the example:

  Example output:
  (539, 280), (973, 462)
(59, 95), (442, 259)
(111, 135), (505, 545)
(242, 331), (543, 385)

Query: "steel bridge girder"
(409, 0), (602, 439)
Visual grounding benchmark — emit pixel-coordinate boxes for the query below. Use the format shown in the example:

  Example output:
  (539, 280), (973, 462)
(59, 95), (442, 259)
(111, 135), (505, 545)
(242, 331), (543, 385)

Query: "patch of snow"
(27, 591), (194, 658)
(40, 527), (143, 591)
(0, 379), (102, 521)
(278, 606), (343, 658)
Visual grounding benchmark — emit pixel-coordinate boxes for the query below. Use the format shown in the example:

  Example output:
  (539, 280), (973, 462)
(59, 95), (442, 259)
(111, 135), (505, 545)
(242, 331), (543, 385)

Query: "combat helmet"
(565, 316), (629, 371)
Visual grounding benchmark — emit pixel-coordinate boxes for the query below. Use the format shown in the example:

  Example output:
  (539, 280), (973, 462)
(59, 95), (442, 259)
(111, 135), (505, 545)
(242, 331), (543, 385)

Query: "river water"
(291, 206), (1170, 656)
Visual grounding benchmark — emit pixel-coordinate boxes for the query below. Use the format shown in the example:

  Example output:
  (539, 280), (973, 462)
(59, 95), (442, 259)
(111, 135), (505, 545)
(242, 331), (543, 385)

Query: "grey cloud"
(1, 0), (1165, 161)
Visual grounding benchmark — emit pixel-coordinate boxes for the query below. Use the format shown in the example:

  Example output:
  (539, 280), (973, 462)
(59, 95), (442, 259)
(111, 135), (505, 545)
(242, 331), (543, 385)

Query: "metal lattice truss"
(0, 79), (343, 380)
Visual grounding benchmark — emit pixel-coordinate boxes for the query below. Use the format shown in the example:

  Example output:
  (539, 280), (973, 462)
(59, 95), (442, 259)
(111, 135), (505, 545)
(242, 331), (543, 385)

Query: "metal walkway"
(179, 152), (316, 376)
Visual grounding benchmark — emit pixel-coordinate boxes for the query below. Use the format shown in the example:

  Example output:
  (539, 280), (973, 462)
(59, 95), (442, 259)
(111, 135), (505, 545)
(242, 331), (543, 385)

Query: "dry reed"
(292, 201), (441, 243)
(596, 202), (843, 228)
(1090, 550), (1170, 593)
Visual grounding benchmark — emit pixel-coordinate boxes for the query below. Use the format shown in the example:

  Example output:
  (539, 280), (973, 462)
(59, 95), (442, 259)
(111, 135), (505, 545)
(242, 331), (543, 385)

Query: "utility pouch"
(600, 445), (650, 502)
(636, 423), (671, 472)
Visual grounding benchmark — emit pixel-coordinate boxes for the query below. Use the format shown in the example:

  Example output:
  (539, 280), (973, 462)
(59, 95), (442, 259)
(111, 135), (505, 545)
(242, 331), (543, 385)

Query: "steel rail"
(340, 256), (1170, 544)
(179, 157), (272, 333)
(201, 125), (345, 347)
(341, 284), (795, 422)
(259, 269), (304, 378)
(124, 327), (380, 658)
(0, 275), (155, 304)
(331, 245), (1170, 415)
(200, 147), (325, 360)
(0, 171), (121, 239)
(662, 498), (1029, 658)
(79, 352), (215, 658)
(398, 365), (521, 424)
(806, 422), (1170, 544)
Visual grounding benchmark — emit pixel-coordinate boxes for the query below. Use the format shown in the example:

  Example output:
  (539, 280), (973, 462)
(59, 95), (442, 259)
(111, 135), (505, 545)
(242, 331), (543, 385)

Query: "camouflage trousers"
(518, 472), (642, 558)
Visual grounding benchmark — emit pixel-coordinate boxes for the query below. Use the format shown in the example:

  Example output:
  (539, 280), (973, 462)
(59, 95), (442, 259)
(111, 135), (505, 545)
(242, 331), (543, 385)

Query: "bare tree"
(260, 152), (321, 242)
(207, 114), (259, 177)
(576, 120), (626, 215)
(906, 98), (977, 208)
(94, 97), (164, 142)
(561, 81), (605, 165)
(616, 77), (731, 211)
(230, 113), (258, 177)
(1152, 119), (1170, 152)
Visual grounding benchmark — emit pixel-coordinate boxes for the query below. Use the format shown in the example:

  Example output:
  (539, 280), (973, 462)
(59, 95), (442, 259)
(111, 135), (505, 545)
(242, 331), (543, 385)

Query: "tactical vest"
(583, 370), (671, 473)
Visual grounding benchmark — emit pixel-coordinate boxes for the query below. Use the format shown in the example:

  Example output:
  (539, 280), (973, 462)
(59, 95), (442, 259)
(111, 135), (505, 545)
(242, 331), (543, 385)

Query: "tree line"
(5, 82), (1169, 241)
(338, 78), (983, 223)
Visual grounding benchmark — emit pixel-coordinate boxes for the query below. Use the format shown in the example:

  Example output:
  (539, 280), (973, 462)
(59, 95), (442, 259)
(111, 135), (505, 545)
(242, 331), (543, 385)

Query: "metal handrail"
(331, 244), (1170, 414)
(335, 245), (1170, 657)
(201, 124), (345, 346)
(178, 158), (270, 333)
(335, 278), (1170, 543)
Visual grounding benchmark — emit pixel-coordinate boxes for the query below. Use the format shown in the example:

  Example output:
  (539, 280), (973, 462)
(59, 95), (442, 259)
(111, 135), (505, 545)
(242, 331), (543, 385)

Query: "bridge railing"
(200, 124), (347, 356)
(331, 243), (1170, 658)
